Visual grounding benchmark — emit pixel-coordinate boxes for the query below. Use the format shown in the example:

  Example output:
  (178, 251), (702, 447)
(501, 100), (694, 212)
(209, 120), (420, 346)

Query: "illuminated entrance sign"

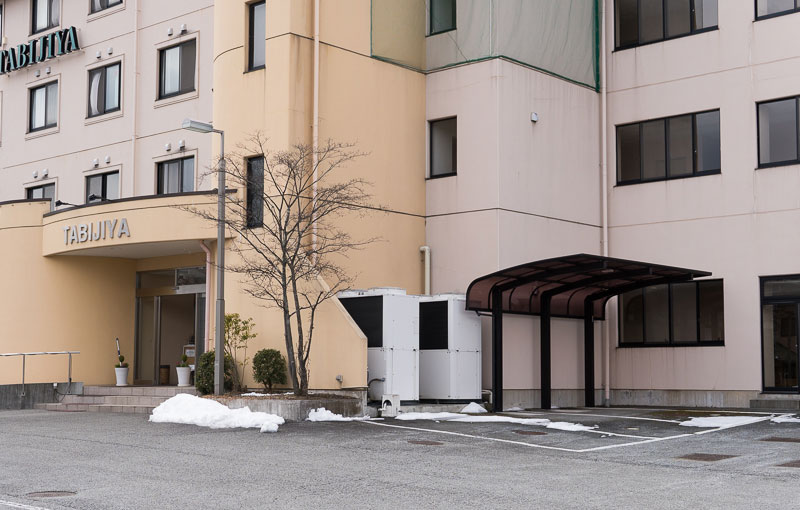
(0, 27), (80, 75)
(62, 218), (130, 245)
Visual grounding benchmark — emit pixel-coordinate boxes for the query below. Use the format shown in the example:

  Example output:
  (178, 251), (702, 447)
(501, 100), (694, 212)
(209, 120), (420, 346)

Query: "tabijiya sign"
(0, 27), (80, 75)
(62, 218), (130, 245)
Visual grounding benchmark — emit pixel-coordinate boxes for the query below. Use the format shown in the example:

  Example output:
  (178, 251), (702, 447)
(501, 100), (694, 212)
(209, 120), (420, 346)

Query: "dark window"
(156, 157), (194, 194)
(756, 0), (799, 20)
(248, 1), (266, 70)
(88, 62), (121, 118)
(29, 81), (58, 132)
(420, 301), (449, 350)
(158, 39), (196, 99)
(430, 117), (457, 178)
(32, 0), (58, 34)
(86, 171), (119, 203)
(91, 0), (123, 14)
(758, 97), (799, 167)
(616, 109), (720, 184)
(615, 0), (717, 50)
(246, 156), (264, 228)
(619, 280), (725, 346)
(26, 183), (55, 201)
(340, 297), (383, 348)
(430, 0), (456, 34)
(760, 275), (800, 391)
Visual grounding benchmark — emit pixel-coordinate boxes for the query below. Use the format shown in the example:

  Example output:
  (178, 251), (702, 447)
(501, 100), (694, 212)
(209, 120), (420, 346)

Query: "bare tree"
(188, 135), (378, 395)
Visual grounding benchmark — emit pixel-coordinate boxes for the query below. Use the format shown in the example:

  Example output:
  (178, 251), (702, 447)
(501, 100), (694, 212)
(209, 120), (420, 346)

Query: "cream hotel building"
(2, 0), (800, 411)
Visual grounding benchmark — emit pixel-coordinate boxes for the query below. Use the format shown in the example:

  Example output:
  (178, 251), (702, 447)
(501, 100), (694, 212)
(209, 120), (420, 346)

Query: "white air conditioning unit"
(418, 294), (481, 400)
(339, 288), (419, 402)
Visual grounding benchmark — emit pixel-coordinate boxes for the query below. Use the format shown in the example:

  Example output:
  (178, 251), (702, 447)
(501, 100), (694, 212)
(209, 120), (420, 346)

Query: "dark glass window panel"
(641, 119), (666, 180)
(694, 0), (718, 29)
(249, 1), (266, 70)
(430, 118), (457, 177)
(644, 284), (669, 343)
(33, 0), (58, 33)
(247, 156), (265, 228)
(87, 175), (103, 203)
(181, 158), (194, 193)
(621, 290), (644, 343)
(617, 124), (641, 182)
(699, 280), (724, 342)
(665, 0), (691, 37)
(106, 172), (119, 200)
(88, 63), (121, 118)
(159, 40), (196, 99)
(763, 277), (800, 298)
(668, 115), (693, 176)
(176, 267), (206, 286)
(340, 297), (383, 348)
(695, 110), (721, 172)
(615, 0), (639, 47)
(105, 63), (120, 111)
(157, 157), (194, 194)
(430, 0), (456, 34)
(27, 184), (54, 200)
(759, 99), (798, 165)
(420, 301), (449, 350)
(86, 172), (119, 203)
(762, 303), (799, 389)
(671, 282), (697, 342)
(179, 39), (196, 94)
(639, 0), (664, 44)
(30, 82), (58, 131)
(757, 0), (795, 18)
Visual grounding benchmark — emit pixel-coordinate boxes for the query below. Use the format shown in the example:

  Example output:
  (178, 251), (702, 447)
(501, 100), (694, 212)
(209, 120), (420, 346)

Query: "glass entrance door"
(761, 276), (800, 393)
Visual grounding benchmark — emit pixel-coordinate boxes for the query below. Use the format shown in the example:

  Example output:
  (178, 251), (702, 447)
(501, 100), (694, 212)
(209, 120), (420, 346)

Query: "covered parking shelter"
(465, 254), (710, 411)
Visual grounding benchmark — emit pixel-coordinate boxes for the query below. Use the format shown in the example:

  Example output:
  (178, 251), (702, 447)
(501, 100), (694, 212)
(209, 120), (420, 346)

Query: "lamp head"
(182, 119), (215, 133)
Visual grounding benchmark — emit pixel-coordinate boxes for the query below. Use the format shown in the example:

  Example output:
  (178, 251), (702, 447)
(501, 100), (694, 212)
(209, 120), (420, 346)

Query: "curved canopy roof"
(465, 254), (711, 320)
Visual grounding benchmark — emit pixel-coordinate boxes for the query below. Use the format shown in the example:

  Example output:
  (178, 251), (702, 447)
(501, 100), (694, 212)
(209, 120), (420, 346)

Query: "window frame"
(756, 95), (800, 169)
(618, 279), (725, 348)
(156, 156), (195, 195)
(85, 171), (120, 203)
(616, 108), (721, 186)
(31, 0), (59, 35)
(428, 116), (458, 179)
(157, 38), (197, 100)
(759, 274), (800, 393)
(428, 0), (457, 36)
(90, 0), (123, 14)
(755, 0), (800, 21)
(28, 80), (59, 133)
(247, 1), (266, 71)
(614, 0), (719, 51)
(25, 183), (56, 200)
(87, 61), (122, 119)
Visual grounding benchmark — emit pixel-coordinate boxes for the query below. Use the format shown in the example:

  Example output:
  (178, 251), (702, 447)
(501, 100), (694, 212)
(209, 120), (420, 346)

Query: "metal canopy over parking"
(465, 254), (711, 411)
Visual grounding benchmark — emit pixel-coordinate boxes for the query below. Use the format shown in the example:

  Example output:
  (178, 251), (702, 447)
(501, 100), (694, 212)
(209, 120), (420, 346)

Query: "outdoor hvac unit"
(418, 294), (482, 400)
(339, 288), (419, 402)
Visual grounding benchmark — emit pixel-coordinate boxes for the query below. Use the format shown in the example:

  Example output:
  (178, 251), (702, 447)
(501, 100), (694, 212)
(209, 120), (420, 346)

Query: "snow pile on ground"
(771, 414), (800, 424)
(149, 394), (285, 433)
(394, 411), (597, 431)
(679, 415), (765, 428)
(239, 392), (281, 397)
(395, 412), (464, 421)
(504, 407), (524, 412)
(306, 408), (373, 422)
(460, 402), (488, 413)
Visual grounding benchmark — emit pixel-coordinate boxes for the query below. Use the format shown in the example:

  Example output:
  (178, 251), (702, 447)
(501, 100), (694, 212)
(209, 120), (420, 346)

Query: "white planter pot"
(115, 367), (129, 387)
(176, 366), (191, 387)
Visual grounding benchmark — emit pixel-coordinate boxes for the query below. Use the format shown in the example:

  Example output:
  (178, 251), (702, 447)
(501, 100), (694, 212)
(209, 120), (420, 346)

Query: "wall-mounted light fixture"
(531, 112), (539, 123)
(93, 158), (100, 168)
(178, 139), (185, 150)
(167, 27), (173, 36)
(32, 170), (39, 179)
(104, 155), (111, 164)
(180, 24), (187, 34)
(41, 169), (49, 178)
(107, 47), (113, 55)
(165, 143), (172, 152)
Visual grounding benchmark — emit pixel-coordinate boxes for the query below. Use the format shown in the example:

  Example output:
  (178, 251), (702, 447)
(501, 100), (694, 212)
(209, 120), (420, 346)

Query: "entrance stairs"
(750, 394), (800, 411)
(34, 385), (196, 414)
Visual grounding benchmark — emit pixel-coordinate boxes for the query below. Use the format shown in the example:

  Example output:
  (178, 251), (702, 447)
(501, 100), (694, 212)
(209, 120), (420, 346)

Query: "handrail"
(0, 351), (80, 398)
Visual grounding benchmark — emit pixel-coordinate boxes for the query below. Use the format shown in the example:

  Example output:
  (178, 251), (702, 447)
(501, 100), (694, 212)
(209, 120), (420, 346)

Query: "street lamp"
(182, 118), (226, 395)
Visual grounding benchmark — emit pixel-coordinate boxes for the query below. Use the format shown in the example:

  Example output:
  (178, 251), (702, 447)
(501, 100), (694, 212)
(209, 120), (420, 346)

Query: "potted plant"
(115, 355), (129, 387)
(176, 354), (191, 387)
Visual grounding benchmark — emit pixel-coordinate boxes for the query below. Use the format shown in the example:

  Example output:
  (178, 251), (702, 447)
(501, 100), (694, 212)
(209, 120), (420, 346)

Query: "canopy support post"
(540, 294), (552, 410)
(584, 299), (596, 407)
(491, 288), (503, 413)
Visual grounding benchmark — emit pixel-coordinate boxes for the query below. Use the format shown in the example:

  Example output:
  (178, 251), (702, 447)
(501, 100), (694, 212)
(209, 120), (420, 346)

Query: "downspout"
(311, 0), (320, 260)
(130, 0), (140, 197)
(419, 246), (431, 295)
(199, 241), (213, 353)
(600, 0), (611, 407)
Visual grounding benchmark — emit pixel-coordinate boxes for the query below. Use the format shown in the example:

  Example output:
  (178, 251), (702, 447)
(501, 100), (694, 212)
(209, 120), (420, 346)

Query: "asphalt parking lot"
(0, 407), (798, 509)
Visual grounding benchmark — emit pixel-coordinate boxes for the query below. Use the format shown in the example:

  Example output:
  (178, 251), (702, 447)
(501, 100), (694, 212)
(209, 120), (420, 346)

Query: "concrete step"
(61, 395), (169, 406)
(750, 398), (800, 410)
(34, 402), (155, 414)
(83, 385), (197, 397)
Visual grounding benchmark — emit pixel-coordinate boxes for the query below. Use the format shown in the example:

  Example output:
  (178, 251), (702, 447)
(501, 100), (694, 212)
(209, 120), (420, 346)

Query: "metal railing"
(0, 351), (80, 397)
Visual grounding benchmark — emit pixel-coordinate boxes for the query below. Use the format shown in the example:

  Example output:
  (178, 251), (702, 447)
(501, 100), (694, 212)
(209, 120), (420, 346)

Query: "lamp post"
(182, 119), (226, 395)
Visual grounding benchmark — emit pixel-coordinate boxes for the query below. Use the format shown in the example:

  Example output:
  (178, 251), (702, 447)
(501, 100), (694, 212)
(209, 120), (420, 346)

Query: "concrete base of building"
(0, 382), (83, 410)
(501, 388), (763, 410)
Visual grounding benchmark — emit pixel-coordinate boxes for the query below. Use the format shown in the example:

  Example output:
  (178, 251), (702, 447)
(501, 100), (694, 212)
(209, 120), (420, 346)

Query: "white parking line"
(0, 500), (51, 510)
(504, 411), (682, 424)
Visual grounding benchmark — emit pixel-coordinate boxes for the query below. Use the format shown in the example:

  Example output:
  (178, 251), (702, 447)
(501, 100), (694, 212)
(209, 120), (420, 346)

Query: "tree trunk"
(290, 272), (309, 396)
(281, 271), (300, 393)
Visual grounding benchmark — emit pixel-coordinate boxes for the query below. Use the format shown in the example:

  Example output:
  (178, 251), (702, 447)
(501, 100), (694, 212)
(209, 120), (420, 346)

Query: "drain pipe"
(199, 241), (213, 353)
(420, 245), (431, 295)
(600, 0), (611, 407)
(311, 0), (320, 262)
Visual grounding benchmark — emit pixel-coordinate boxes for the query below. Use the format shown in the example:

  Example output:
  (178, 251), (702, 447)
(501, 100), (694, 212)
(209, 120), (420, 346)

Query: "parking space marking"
(505, 411), (682, 424)
(0, 500), (50, 510)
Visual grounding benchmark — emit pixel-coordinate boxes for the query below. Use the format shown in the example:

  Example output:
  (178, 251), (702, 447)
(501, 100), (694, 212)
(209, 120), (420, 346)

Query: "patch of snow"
(460, 402), (488, 414)
(679, 415), (765, 428)
(545, 421), (598, 432)
(395, 412), (463, 421)
(504, 407), (524, 412)
(771, 415), (800, 424)
(240, 392), (282, 397)
(450, 416), (550, 426)
(149, 394), (284, 433)
(306, 408), (372, 422)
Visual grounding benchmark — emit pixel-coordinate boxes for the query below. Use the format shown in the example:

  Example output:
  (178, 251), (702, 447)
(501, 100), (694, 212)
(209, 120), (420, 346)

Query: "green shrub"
(195, 350), (233, 395)
(178, 354), (188, 368)
(252, 349), (287, 392)
(115, 355), (128, 368)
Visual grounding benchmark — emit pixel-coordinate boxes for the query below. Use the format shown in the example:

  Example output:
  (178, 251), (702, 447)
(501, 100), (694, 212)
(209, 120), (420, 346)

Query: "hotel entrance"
(135, 267), (206, 386)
